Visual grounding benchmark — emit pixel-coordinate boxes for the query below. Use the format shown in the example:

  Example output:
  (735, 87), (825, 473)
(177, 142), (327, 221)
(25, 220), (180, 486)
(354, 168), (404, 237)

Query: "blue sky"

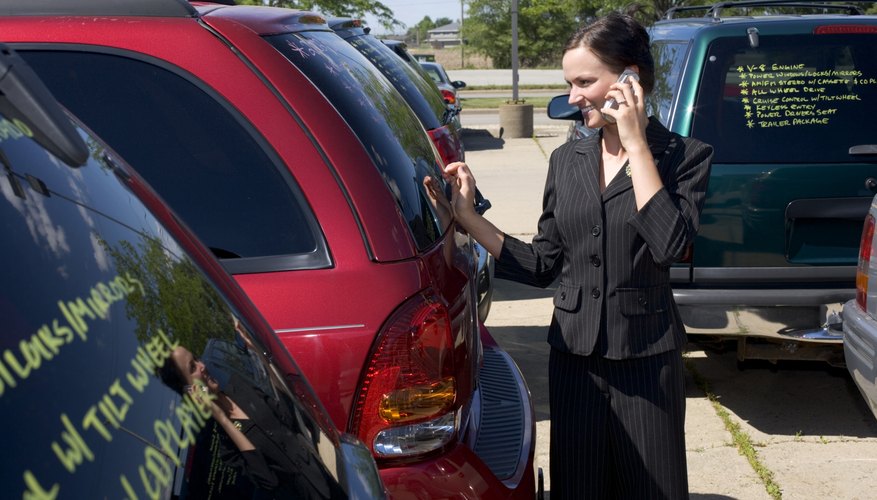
(363, 0), (464, 35)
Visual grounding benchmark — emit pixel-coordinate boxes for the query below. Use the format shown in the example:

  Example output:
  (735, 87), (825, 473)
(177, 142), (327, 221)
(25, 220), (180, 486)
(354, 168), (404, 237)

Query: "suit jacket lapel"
(576, 117), (673, 202)
(573, 134), (603, 199)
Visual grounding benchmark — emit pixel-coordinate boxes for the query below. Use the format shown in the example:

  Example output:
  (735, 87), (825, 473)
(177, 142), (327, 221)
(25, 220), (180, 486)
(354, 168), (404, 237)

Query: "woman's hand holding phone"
(601, 68), (640, 124)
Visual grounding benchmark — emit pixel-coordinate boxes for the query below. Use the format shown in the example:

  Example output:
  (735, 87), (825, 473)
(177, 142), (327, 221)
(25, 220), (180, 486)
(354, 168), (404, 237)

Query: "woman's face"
(171, 346), (221, 393)
(563, 46), (619, 129)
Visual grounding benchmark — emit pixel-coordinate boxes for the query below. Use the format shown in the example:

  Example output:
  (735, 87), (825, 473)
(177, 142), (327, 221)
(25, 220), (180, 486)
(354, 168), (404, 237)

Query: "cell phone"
(185, 383), (208, 394)
(601, 68), (640, 123)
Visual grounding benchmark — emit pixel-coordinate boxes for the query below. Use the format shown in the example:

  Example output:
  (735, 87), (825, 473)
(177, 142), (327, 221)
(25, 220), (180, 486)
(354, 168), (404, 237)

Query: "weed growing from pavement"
(685, 358), (783, 499)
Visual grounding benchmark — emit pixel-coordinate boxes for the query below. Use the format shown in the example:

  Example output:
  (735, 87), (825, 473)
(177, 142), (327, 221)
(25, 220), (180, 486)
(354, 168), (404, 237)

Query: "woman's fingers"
(443, 161), (468, 179)
(441, 162), (479, 217)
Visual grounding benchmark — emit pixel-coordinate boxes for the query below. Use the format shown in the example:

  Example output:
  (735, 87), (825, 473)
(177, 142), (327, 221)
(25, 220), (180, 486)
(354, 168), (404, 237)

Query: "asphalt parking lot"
(460, 115), (877, 500)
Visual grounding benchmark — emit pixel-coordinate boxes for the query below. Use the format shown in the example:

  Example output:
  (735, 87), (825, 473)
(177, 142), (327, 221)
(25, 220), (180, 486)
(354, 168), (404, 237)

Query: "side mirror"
(546, 94), (581, 121)
(0, 43), (89, 167)
(451, 80), (467, 90)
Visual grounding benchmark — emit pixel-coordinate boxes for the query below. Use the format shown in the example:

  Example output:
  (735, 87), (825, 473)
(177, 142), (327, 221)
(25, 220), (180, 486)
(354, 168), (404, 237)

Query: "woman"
(443, 12), (713, 499)
(160, 344), (334, 499)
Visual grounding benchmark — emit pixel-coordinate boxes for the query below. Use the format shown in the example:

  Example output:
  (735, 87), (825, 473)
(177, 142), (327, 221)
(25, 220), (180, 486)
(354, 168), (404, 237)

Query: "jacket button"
(560, 292), (567, 300)
(591, 225), (601, 237)
(638, 297), (648, 306)
(590, 255), (601, 267)
(591, 288), (601, 299)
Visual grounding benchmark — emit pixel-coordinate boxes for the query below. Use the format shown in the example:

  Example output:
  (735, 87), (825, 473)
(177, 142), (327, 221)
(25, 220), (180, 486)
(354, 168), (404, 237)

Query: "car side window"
(267, 31), (448, 250)
(19, 50), (329, 273)
(690, 33), (877, 163)
(649, 41), (690, 125)
(1, 119), (344, 499)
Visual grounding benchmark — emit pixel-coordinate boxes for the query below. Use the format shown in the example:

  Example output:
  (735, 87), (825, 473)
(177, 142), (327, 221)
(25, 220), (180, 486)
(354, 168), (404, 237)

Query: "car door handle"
(850, 144), (877, 155)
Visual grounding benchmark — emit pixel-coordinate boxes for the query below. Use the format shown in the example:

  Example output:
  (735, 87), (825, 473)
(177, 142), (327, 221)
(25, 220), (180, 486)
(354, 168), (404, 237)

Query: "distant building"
(426, 22), (461, 48)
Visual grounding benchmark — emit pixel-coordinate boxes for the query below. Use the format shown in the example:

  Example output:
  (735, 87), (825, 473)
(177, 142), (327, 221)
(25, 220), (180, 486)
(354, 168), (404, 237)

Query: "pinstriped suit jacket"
(496, 117), (713, 359)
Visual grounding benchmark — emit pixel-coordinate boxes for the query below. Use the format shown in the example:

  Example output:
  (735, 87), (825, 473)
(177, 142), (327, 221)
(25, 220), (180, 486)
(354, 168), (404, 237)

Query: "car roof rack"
(0, 0), (197, 17)
(664, 0), (868, 19)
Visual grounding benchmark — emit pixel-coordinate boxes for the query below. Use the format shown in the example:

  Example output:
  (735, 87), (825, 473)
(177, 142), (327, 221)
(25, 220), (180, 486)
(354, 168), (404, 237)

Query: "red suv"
(0, 42), (385, 498)
(1, 1), (537, 497)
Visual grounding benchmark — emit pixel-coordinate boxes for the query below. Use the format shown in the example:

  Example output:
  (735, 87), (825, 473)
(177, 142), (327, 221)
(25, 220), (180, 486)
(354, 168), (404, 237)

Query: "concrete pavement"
(461, 121), (877, 499)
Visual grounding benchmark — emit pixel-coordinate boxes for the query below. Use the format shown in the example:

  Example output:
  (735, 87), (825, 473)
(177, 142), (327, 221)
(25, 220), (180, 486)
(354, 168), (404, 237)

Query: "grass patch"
(461, 96), (552, 109)
(685, 358), (783, 499)
(464, 84), (568, 91)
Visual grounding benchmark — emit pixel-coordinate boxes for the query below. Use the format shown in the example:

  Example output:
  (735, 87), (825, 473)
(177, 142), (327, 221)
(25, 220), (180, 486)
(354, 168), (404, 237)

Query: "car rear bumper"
(842, 299), (877, 419)
(378, 331), (537, 499)
(673, 287), (854, 306)
(674, 285), (852, 342)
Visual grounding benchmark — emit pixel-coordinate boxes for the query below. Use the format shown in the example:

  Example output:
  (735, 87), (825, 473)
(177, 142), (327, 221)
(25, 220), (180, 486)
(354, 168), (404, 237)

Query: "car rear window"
(267, 31), (449, 250)
(690, 32), (877, 163)
(1, 118), (343, 498)
(20, 50), (328, 273)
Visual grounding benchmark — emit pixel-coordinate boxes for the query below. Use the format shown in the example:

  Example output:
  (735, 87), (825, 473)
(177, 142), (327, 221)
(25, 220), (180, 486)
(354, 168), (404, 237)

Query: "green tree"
(404, 16), (456, 46)
(407, 16), (435, 45)
(464, 0), (597, 68)
(237, 0), (402, 31)
(462, 1), (709, 68)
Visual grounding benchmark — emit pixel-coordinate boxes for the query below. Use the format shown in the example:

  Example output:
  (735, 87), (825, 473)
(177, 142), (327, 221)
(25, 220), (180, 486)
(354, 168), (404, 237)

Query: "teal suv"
(552, 0), (877, 363)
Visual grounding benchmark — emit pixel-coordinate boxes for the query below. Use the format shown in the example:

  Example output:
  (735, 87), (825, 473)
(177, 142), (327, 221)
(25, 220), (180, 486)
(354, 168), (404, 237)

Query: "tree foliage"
(236, 0), (402, 31)
(405, 16), (456, 45)
(462, 0), (589, 68)
(462, 0), (702, 68)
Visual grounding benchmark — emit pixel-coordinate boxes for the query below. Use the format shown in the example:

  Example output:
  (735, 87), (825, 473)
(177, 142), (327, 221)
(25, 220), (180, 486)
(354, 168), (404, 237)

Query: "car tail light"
(856, 214), (875, 311)
(351, 292), (459, 458)
(814, 25), (877, 35)
(427, 125), (463, 166)
(680, 243), (693, 263)
(440, 88), (456, 105)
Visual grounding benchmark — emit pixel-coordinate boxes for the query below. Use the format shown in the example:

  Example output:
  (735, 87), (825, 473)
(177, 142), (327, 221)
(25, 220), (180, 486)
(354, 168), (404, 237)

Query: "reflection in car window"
(20, 50), (325, 267)
(1, 115), (344, 498)
(691, 34), (877, 163)
(267, 31), (449, 249)
(649, 41), (689, 125)
(347, 35), (448, 130)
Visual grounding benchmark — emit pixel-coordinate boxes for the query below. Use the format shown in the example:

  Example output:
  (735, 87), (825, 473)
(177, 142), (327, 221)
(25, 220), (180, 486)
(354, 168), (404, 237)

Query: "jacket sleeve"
(627, 137), (713, 267)
(217, 426), (281, 490)
(494, 146), (566, 288)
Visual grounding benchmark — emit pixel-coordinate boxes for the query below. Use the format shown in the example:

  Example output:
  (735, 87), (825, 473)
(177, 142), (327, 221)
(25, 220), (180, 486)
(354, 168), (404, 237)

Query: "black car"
(0, 43), (385, 499)
(329, 18), (496, 321)
(328, 19), (465, 165)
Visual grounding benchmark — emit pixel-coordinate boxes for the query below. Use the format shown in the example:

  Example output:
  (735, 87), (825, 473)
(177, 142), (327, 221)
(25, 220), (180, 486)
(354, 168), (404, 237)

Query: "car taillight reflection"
(427, 125), (463, 166)
(440, 88), (456, 105)
(856, 213), (875, 311)
(351, 292), (459, 459)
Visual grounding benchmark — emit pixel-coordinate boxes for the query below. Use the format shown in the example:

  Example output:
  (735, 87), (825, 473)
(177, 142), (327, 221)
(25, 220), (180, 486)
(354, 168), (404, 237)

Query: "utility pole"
(460, 0), (465, 68)
(511, 0), (519, 101)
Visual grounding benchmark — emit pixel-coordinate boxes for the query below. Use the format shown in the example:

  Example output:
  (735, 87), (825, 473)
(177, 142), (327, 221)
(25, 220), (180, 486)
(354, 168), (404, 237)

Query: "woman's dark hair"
(564, 12), (655, 95)
(158, 354), (187, 395)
